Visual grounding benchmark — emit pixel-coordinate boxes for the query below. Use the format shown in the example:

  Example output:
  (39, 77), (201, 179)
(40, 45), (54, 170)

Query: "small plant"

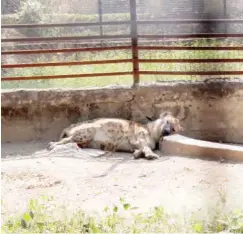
(2, 196), (243, 233)
(17, 0), (45, 36)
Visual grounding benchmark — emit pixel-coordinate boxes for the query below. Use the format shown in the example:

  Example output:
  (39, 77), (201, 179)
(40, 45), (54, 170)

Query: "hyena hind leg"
(48, 136), (73, 150)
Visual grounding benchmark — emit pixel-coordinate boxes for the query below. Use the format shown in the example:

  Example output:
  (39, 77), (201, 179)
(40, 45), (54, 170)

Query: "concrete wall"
(2, 80), (243, 144)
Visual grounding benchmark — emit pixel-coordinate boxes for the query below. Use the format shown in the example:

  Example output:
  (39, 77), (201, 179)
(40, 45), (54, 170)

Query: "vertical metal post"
(98, 0), (103, 36)
(223, 0), (227, 33)
(129, 0), (139, 87)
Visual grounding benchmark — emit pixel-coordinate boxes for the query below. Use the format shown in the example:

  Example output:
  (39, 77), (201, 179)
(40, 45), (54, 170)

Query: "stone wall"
(2, 80), (243, 144)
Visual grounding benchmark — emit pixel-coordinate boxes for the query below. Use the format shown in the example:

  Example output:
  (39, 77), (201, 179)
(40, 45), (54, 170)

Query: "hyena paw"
(145, 152), (159, 160)
(133, 149), (144, 159)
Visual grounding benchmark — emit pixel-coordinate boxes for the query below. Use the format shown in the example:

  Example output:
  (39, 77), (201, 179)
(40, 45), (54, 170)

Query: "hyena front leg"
(129, 138), (159, 160)
(141, 146), (159, 160)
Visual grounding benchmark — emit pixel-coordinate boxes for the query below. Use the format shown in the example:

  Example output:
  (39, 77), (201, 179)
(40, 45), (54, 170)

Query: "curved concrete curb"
(161, 134), (243, 162)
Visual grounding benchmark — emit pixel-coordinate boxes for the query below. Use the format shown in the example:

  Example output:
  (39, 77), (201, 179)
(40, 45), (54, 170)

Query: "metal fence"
(2, 0), (243, 87)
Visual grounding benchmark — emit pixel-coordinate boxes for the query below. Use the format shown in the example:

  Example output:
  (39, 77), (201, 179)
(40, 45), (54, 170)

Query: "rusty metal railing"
(2, 0), (243, 86)
(1, 46), (132, 55)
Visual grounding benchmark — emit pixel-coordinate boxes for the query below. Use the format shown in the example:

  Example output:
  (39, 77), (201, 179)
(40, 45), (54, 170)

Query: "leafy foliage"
(2, 196), (243, 233)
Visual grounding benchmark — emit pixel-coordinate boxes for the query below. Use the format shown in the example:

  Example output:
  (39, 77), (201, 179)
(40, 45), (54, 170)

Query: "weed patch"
(2, 196), (243, 233)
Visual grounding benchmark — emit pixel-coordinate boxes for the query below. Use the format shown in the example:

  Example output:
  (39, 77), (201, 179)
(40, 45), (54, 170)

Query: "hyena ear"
(145, 116), (153, 121)
(159, 111), (172, 119)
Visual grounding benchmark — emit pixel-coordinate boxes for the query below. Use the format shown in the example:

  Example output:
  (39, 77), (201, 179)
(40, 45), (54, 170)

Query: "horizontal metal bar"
(139, 71), (243, 75)
(1, 21), (131, 28)
(2, 59), (132, 68)
(2, 45), (243, 56)
(4, 33), (243, 43)
(139, 59), (243, 63)
(1, 35), (131, 43)
(138, 46), (243, 50)
(138, 34), (243, 39)
(1, 72), (133, 81)
(137, 19), (243, 24)
(2, 19), (242, 29)
(1, 46), (132, 55)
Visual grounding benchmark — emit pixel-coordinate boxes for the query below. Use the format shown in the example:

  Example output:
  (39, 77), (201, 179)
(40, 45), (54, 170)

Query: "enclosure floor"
(1, 141), (243, 220)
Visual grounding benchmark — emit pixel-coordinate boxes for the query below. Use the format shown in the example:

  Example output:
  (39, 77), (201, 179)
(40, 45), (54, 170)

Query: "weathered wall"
(1, 80), (243, 144)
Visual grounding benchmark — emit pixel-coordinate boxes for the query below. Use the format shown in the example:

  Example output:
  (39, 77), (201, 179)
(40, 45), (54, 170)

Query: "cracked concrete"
(2, 80), (243, 143)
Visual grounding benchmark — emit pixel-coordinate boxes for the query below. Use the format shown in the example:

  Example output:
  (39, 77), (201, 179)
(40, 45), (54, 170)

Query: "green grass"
(2, 39), (243, 89)
(2, 196), (243, 233)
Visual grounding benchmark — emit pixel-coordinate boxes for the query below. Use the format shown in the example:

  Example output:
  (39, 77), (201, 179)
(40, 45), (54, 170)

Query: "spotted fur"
(48, 112), (183, 160)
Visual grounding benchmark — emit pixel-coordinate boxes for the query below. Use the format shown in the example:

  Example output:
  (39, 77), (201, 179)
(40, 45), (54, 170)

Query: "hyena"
(48, 112), (183, 160)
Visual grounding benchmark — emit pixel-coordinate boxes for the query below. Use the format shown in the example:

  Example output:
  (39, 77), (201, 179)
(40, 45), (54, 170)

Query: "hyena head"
(146, 111), (184, 142)
(159, 112), (183, 137)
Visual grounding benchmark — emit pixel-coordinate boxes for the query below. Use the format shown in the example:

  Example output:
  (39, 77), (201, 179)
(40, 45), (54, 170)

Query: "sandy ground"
(1, 141), (243, 221)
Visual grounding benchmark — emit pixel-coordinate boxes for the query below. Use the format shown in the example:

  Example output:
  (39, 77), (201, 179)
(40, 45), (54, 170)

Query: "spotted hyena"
(48, 112), (183, 160)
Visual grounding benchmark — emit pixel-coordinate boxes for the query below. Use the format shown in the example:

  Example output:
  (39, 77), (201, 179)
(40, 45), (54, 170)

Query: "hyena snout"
(161, 122), (174, 136)
(162, 128), (172, 136)
(161, 119), (184, 137)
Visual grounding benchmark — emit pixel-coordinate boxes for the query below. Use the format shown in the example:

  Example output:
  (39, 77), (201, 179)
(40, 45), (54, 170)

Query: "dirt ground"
(1, 141), (243, 221)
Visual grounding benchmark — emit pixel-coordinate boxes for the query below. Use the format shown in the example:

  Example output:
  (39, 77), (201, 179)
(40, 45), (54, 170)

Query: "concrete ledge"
(162, 134), (243, 162)
(2, 80), (243, 143)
